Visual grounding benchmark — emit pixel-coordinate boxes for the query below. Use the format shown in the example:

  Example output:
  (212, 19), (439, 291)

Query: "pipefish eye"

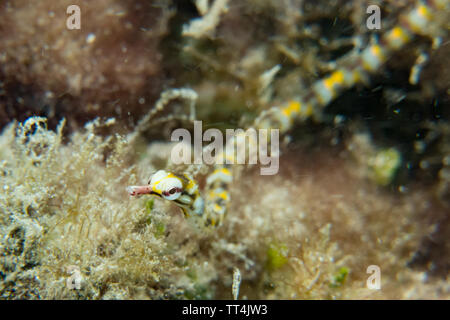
(162, 186), (182, 200)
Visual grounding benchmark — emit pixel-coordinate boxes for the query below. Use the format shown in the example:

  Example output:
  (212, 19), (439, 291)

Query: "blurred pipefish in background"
(0, 0), (449, 300)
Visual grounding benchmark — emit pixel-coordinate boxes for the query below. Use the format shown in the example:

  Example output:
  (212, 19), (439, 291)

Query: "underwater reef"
(0, 0), (449, 299)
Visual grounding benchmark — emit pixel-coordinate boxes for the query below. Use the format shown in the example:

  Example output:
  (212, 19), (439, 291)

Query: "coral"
(0, 0), (173, 131)
(0, 0), (449, 300)
(219, 146), (446, 299)
(0, 117), (211, 299)
(182, 0), (230, 39)
(1, 114), (448, 299)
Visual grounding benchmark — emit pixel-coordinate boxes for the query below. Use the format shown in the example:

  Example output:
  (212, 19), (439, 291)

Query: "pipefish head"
(127, 170), (183, 201)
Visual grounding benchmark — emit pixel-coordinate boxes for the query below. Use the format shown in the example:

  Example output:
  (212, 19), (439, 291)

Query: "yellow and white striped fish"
(128, 168), (232, 228)
(128, 0), (449, 229)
